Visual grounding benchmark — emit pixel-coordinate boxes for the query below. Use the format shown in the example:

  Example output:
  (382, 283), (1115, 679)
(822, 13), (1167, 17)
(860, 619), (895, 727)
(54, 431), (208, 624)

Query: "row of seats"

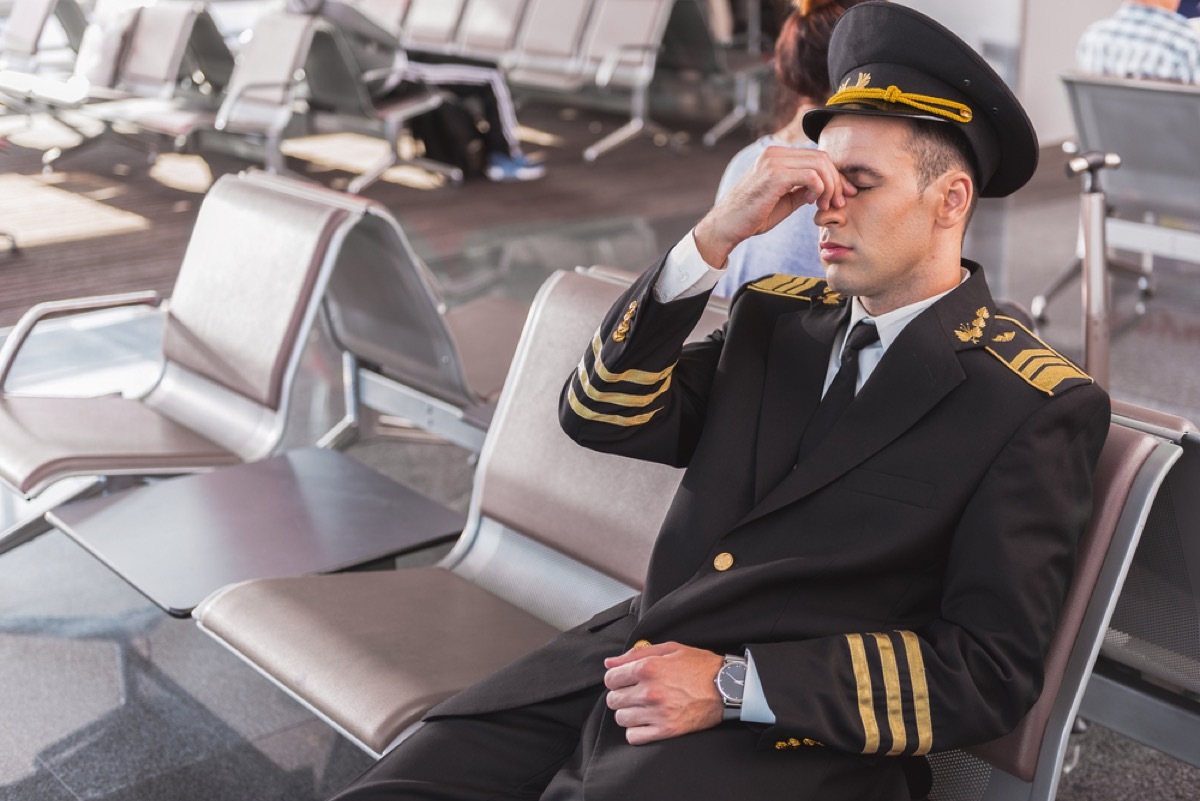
(0, 0), (460, 189)
(0, 164), (1197, 796)
(2, 0), (767, 176)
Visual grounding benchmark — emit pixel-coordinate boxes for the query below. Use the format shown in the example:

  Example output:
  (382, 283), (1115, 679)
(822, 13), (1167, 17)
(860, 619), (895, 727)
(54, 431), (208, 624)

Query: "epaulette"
(743, 274), (846, 306)
(983, 315), (1093, 396)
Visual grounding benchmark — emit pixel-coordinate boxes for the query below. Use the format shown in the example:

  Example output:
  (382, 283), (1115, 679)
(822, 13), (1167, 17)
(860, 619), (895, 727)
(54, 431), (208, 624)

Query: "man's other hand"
(693, 146), (855, 268)
(603, 641), (725, 745)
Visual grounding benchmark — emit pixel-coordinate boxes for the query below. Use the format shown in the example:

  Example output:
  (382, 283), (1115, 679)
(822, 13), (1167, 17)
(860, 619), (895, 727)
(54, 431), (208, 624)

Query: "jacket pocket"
(842, 467), (936, 508)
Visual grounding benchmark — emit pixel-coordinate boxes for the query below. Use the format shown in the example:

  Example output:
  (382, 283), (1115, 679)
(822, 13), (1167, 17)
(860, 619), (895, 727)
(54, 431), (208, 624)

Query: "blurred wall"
(901, 0), (1121, 146)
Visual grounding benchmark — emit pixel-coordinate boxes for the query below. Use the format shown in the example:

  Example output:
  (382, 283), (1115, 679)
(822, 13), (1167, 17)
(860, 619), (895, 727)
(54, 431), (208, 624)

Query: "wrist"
(692, 218), (734, 270)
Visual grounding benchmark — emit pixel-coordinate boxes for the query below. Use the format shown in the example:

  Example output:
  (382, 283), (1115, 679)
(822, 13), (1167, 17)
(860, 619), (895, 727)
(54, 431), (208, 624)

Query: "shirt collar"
(841, 267), (970, 355)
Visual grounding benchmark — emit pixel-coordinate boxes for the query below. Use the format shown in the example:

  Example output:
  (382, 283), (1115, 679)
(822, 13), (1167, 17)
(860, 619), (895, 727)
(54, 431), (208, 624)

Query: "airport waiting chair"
(1032, 73), (1200, 322)
(192, 267), (728, 756)
(1076, 401), (1200, 769)
(0, 0), (87, 74)
(84, 10), (315, 176)
(454, 0), (529, 64)
(2, 1), (235, 169)
(302, 15), (455, 192)
(342, 0), (411, 38)
(659, 0), (769, 147)
(0, 0), (137, 128)
(505, 0), (682, 162)
(0, 169), (364, 554)
(924, 420), (1180, 801)
(235, 172), (530, 451)
(401, 0), (467, 56)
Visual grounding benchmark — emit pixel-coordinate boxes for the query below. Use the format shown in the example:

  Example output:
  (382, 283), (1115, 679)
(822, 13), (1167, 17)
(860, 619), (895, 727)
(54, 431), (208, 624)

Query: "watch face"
(718, 661), (748, 703)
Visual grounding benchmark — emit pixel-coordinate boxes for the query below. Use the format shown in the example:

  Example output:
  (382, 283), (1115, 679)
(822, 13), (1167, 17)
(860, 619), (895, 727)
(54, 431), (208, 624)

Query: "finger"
(612, 705), (654, 729)
(604, 640), (674, 669)
(625, 724), (670, 746)
(605, 687), (643, 711)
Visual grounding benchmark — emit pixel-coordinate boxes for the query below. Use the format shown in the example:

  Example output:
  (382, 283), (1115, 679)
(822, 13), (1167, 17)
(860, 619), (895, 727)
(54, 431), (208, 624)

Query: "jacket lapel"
(737, 264), (994, 529)
(752, 305), (848, 502)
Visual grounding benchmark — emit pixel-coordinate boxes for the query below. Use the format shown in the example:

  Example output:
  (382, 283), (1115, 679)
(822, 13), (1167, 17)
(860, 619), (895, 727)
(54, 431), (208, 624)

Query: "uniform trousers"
(326, 685), (911, 801)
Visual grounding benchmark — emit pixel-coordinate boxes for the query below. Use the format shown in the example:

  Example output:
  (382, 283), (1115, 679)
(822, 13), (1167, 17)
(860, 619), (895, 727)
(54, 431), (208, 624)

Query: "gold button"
(633, 639), (652, 649)
(613, 333), (625, 342)
(802, 738), (821, 747)
(788, 738), (801, 748)
(628, 300), (638, 310)
(616, 321), (630, 333)
(775, 741), (788, 750)
(713, 552), (734, 571)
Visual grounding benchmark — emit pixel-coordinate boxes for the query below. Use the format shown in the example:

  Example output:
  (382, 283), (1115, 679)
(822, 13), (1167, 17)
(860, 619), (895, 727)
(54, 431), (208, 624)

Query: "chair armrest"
(596, 44), (661, 89)
(0, 290), (163, 390)
(214, 78), (299, 130)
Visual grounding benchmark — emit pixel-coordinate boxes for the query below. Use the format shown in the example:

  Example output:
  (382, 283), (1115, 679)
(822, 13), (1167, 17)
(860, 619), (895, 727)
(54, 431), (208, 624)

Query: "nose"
(813, 201), (844, 229)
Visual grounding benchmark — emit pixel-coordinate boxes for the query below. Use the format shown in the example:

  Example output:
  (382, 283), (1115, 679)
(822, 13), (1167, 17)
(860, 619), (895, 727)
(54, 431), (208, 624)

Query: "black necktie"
(796, 321), (880, 462)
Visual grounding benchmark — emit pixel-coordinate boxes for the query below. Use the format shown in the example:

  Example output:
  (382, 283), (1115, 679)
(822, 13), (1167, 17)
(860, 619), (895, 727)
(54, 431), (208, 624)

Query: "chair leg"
(584, 85), (681, 163)
(703, 71), (762, 148)
(1030, 259), (1082, 323)
(0, 476), (109, 556)
(349, 117), (464, 194)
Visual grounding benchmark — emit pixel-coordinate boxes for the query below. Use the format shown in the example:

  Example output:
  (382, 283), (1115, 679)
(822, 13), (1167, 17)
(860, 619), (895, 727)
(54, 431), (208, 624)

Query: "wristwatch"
(715, 655), (747, 720)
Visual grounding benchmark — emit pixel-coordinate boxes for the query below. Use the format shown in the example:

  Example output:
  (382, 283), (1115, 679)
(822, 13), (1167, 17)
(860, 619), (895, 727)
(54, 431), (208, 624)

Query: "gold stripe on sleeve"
(576, 361), (672, 408)
(590, 333), (675, 385)
(872, 633), (907, 756)
(899, 631), (933, 756)
(846, 634), (881, 754)
(566, 385), (662, 427)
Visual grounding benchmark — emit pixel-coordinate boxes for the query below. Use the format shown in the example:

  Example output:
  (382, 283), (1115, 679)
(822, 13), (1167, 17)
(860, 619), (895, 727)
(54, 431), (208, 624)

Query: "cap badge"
(954, 307), (990, 344)
(838, 72), (872, 92)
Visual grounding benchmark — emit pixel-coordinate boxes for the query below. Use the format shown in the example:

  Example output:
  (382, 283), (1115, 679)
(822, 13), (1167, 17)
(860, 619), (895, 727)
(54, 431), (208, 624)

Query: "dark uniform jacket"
(429, 257), (1111, 799)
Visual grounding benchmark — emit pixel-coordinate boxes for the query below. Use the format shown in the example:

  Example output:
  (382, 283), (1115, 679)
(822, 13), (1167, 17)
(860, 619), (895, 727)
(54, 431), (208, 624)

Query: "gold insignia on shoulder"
(822, 287), (845, 306)
(746, 274), (824, 300)
(985, 316), (1093, 396)
(953, 306), (990, 345)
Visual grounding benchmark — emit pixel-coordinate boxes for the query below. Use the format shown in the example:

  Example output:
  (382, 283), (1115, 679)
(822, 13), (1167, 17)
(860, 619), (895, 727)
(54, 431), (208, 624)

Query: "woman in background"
(713, 0), (872, 297)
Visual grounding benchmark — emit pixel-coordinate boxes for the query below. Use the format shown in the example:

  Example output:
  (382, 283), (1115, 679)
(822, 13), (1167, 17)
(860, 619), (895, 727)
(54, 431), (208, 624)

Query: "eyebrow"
(839, 164), (885, 183)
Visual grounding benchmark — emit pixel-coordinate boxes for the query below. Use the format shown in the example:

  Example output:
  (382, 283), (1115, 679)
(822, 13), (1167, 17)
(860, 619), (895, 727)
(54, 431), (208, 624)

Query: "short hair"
(904, 119), (980, 226)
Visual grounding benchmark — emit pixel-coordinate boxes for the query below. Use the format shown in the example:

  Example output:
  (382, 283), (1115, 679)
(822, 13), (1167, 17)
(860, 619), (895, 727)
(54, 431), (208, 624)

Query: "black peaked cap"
(802, 1), (1038, 198)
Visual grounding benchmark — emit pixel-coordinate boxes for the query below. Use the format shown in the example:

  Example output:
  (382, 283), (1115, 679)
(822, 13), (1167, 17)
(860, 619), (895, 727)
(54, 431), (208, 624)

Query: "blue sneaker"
(486, 152), (546, 182)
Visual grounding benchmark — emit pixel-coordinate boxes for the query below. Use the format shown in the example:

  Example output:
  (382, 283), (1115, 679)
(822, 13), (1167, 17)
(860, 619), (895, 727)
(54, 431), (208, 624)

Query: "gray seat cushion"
(0, 395), (238, 495)
(195, 568), (560, 754)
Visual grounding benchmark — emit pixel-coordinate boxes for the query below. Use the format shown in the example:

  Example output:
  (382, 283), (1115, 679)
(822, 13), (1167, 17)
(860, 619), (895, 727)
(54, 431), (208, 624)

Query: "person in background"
(712, 0), (873, 299)
(290, 0), (545, 182)
(1077, 0), (1200, 84)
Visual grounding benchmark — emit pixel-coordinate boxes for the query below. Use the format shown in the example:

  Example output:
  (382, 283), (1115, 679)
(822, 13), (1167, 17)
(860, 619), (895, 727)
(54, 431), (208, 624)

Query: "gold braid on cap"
(828, 76), (974, 124)
(793, 0), (839, 14)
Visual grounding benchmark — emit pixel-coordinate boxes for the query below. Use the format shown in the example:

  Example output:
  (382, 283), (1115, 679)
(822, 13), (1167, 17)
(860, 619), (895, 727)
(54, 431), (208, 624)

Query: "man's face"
(814, 115), (947, 315)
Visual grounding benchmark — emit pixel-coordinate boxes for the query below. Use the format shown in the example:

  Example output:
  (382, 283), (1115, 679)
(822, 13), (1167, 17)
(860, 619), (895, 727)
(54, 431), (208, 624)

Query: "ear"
(934, 170), (973, 231)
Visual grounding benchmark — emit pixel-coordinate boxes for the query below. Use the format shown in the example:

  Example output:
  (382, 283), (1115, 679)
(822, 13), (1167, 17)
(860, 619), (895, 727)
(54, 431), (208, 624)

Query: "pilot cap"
(802, 1), (1038, 198)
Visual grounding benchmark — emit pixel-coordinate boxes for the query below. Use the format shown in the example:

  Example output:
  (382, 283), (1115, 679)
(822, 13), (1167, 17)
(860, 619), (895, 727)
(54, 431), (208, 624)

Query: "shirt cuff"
(740, 649), (776, 724)
(653, 229), (723, 303)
